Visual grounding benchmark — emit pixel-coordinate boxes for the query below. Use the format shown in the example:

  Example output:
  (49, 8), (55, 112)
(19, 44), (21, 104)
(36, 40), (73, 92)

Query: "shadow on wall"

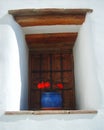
(73, 13), (102, 110)
(0, 14), (28, 111)
(8, 15), (29, 110)
(0, 24), (21, 111)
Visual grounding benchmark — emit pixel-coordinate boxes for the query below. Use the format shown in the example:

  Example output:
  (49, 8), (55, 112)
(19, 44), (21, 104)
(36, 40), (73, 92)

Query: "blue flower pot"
(41, 92), (62, 109)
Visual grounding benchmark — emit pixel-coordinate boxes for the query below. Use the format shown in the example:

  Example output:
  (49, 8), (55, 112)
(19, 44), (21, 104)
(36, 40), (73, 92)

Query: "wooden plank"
(27, 43), (73, 52)
(5, 110), (97, 115)
(8, 8), (93, 16)
(29, 49), (73, 54)
(26, 33), (77, 43)
(15, 15), (85, 26)
(8, 8), (93, 26)
(25, 33), (78, 50)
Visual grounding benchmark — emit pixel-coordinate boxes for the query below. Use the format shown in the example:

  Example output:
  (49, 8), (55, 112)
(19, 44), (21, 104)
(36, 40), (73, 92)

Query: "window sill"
(5, 110), (97, 115)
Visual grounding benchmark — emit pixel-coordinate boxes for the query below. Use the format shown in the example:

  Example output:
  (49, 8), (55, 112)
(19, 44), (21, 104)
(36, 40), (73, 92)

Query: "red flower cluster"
(37, 81), (64, 89)
(37, 81), (50, 89)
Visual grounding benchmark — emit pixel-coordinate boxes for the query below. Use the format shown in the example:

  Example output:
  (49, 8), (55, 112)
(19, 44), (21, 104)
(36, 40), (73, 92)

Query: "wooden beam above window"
(8, 8), (93, 27)
(25, 32), (78, 52)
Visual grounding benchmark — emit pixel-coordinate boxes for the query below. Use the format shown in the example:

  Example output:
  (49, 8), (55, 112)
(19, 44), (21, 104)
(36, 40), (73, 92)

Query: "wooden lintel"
(8, 8), (93, 16)
(25, 32), (78, 50)
(26, 33), (78, 43)
(8, 8), (93, 27)
(15, 15), (85, 26)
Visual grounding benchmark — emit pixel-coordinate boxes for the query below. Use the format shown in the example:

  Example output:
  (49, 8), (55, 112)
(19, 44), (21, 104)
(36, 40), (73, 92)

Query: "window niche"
(26, 32), (77, 110)
(8, 8), (93, 110)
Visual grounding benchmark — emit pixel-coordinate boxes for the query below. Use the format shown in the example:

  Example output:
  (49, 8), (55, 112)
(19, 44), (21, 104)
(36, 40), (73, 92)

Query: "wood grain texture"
(8, 8), (93, 16)
(25, 33), (78, 51)
(15, 15), (85, 26)
(8, 8), (93, 26)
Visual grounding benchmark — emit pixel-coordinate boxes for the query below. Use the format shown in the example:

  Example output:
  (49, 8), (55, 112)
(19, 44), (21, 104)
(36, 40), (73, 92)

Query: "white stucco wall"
(73, 14), (102, 109)
(0, 0), (104, 130)
(0, 25), (21, 112)
(1, 112), (104, 130)
(0, 0), (104, 111)
(0, 15), (28, 111)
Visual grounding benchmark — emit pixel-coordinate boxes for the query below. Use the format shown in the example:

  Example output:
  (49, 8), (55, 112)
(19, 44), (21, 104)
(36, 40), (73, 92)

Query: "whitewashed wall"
(0, 15), (28, 111)
(0, 0), (104, 111)
(73, 14), (102, 109)
(0, 0), (104, 130)
(0, 25), (21, 112)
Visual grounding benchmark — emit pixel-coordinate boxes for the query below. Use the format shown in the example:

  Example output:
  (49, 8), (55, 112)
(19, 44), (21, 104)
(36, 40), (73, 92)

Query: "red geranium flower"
(56, 83), (64, 89)
(37, 81), (64, 90)
(44, 81), (50, 88)
(37, 82), (45, 89)
(37, 83), (42, 89)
